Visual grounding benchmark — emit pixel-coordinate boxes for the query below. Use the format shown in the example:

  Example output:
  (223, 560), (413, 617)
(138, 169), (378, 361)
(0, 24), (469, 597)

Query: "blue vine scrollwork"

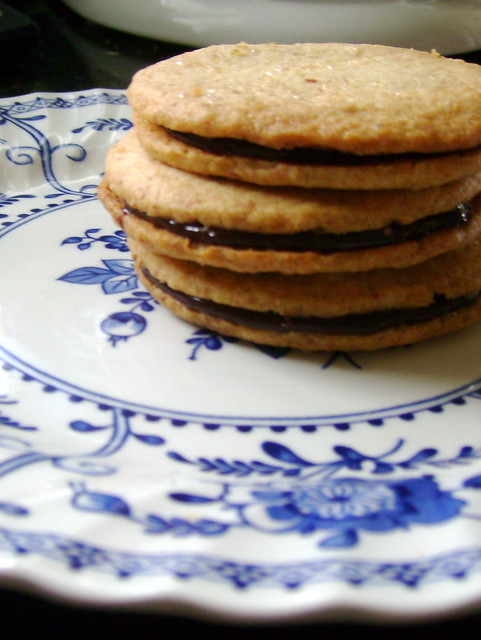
(67, 438), (481, 551)
(0, 105), (96, 201)
(4, 93), (481, 596)
(0, 393), (165, 482)
(0, 93), (130, 228)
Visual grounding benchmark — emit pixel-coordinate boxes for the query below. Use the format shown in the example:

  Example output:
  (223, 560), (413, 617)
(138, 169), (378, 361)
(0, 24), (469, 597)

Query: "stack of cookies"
(98, 42), (481, 351)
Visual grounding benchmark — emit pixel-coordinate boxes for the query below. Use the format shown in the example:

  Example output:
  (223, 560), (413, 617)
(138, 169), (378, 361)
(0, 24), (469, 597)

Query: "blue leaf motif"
(400, 448), (438, 468)
(169, 518), (195, 536)
(102, 259), (135, 275)
(373, 461), (395, 474)
(196, 520), (230, 535)
(102, 274), (138, 295)
(72, 118), (133, 133)
(169, 493), (217, 504)
(61, 237), (83, 245)
(459, 446), (475, 458)
(333, 446), (366, 467)
(133, 433), (165, 446)
(250, 461), (288, 475)
(463, 475), (481, 488)
(0, 502), (29, 516)
(144, 514), (170, 533)
(70, 482), (131, 516)
(167, 452), (191, 464)
(262, 442), (314, 467)
(70, 420), (105, 433)
(21, 115), (46, 122)
(99, 235), (122, 243)
(58, 266), (113, 285)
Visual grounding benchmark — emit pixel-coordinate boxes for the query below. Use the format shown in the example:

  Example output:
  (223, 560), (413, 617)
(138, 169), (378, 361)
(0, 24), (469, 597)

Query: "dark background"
(2, 0), (481, 637)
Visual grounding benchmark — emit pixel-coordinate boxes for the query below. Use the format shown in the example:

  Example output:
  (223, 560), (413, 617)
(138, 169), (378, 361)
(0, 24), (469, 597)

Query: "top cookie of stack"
(98, 43), (481, 351)
(129, 42), (481, 190)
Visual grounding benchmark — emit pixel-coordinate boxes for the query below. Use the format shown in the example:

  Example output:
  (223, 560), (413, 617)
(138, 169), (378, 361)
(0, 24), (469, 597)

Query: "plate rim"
(2, 90), (481, 623)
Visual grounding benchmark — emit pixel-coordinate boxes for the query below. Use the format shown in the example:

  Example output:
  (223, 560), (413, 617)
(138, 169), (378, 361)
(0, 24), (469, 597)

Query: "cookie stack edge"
(98, 43), (481, 351)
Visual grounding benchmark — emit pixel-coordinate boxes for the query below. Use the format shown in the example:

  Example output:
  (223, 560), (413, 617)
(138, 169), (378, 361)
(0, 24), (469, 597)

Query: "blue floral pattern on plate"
(2, 90), (481, 622)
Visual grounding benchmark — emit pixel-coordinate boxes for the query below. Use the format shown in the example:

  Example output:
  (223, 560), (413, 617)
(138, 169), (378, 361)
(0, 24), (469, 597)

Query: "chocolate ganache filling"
(126, 203), (471, 253)
(141, 267), (479, 335)
(166, 128), (461, 166)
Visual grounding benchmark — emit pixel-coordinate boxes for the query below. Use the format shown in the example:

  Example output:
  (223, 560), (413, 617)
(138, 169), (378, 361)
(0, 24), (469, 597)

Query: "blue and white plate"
(2, 90), (481, 623)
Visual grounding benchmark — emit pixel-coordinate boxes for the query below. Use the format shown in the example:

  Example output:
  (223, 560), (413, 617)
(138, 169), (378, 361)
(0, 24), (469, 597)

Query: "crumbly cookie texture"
(138, 277), (481, 351)
(98, 180), (481, 274)
(134, 118), (481, 190)
(104, 131), (481, 233)
(132, 240), (481, 352)
(97, 42), (481, 351)
(130, 238), (481, 317)
(128, 43), (481, 154)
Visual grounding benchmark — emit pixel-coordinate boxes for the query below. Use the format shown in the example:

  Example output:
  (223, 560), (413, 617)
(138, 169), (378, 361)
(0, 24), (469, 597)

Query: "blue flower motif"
(238, 476), (466, 547)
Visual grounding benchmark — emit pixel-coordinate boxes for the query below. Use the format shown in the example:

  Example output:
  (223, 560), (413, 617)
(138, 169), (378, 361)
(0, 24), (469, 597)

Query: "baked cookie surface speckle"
(131, 238), (481, 352)
(128, 43), (481, 155)
(98, 171), (481, 275)
(134, 118), (481, 189)
(97, 42), (481, 351)
(104, 131), (481, 233)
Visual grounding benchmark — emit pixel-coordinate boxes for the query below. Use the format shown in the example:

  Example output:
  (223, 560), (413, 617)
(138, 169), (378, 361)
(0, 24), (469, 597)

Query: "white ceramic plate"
(2, 90), (481, 623)
(61, 0), (481, 55)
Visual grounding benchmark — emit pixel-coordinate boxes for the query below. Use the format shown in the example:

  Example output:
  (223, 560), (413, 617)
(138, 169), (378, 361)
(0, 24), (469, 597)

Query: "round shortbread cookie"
(98, 180), (481, 274)
(105, 131), (481, 234)
(134, 118), (481, 190)
(138, 275), (481, 352)
(131, 238), (481, 352)
(131, 238), (481, 317)
(128, 43), (481, 155)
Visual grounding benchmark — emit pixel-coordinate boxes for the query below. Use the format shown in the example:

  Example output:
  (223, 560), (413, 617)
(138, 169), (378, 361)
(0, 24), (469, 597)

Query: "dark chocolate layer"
(126, 203), (471, 253)
(166, 128), (461, 167)
(141, 267), (479, 335)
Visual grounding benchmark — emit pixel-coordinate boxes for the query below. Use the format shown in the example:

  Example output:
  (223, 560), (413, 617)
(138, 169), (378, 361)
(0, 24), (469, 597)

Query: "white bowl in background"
(61, 0), (481, 55)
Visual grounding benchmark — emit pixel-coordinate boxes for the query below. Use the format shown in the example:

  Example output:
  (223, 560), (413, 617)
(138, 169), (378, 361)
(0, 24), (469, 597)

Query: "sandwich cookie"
(128, 43), (481, 189)
(98, 131), (481, 274)
(129, 237), (481, 352)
